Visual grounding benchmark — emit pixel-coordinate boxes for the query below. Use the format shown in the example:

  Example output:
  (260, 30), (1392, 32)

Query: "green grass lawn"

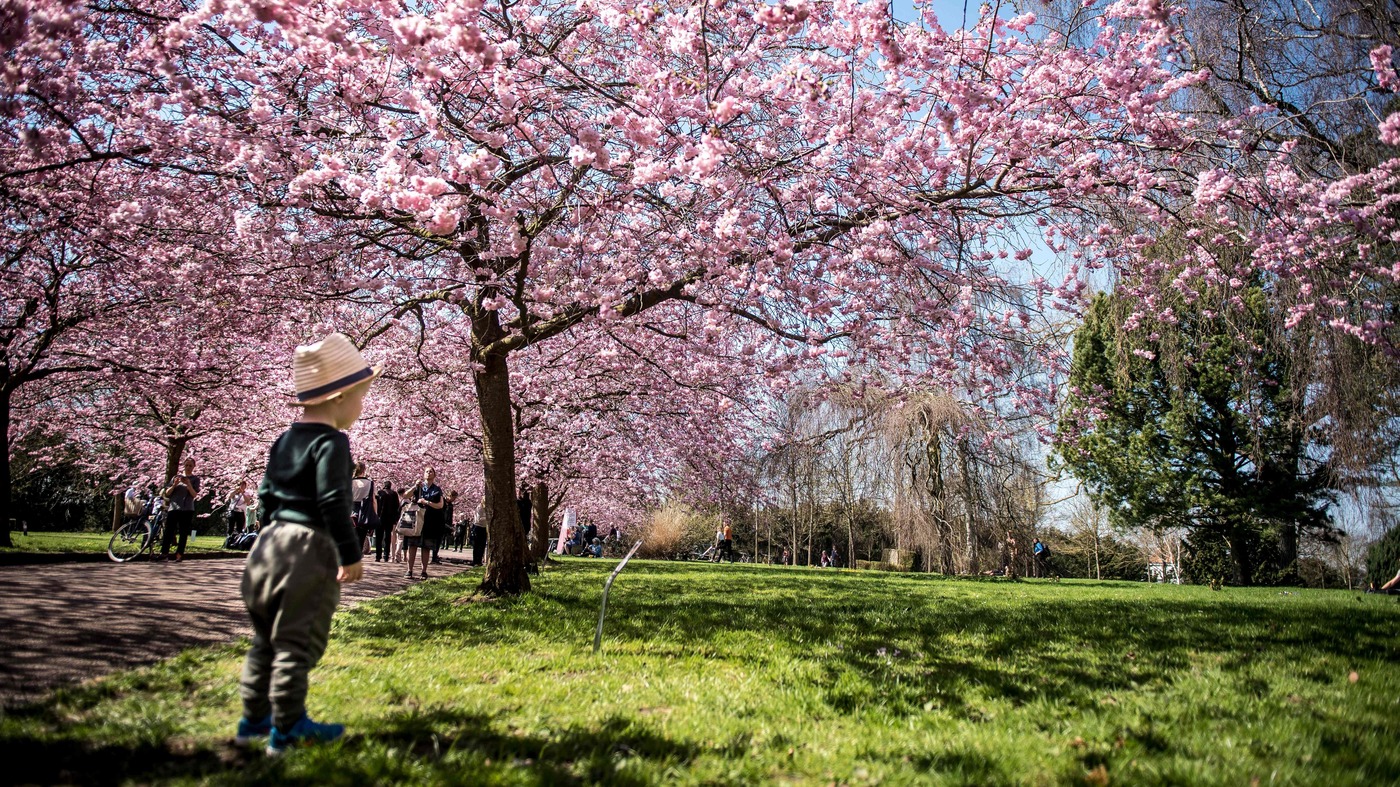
(3, 561), (1398, 785)
(1, 530), (233, 555)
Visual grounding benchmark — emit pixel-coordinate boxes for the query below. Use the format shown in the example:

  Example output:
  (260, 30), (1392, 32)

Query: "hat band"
(298, 366), (374, 402)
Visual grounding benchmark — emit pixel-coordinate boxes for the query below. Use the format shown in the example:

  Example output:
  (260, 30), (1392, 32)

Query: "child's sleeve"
(316, 434), (362, 566)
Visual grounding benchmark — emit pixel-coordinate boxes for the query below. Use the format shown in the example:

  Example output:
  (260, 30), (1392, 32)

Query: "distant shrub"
(1181, 530), (1233, 586)
(636, 505), (714, 559)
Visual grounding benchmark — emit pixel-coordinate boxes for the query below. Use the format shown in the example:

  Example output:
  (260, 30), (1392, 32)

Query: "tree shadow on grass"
(0, 705), (700, 785)
(0, 734), (248, 786)
(349, 562), (1400, 723)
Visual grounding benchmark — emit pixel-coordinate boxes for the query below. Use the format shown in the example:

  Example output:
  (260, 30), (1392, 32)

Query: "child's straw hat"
(291, 333), (382, 406)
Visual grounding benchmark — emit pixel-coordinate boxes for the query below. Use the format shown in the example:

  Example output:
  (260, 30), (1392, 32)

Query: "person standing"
(227, 480), (254, 536)
(1004, 533), (1019, 580)
(244, 480), (262, 536)
(408, 468), (444, 578)
(470, 499), (487, 567)
(123, 483), (144, 525)
(558, 507), (577, 555)
(448, 492), (467, 552)
(722, 523), (734, 563)
(516, 487), (531, 536)
(434, 491), (456, 563)
(162, 458), (201, 562)
(235, 331), (373, 753)
(350, 462), (378, 556)
(1032, 538), (1048, 578)
(373, 480), (399, 563)
(394, 486), (413, 563)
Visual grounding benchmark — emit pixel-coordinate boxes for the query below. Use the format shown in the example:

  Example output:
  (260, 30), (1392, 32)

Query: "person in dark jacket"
(373, 480), (399, 562)
(236, 331), (376, 753)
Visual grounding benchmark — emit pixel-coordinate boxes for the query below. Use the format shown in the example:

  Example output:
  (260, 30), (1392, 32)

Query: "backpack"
(352, 479), (379, 527)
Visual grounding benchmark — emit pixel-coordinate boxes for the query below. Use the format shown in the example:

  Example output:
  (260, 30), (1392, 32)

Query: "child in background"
(234, 333), (379, 755)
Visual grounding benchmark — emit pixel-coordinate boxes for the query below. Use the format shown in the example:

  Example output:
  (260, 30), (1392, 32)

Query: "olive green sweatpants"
(239, 521), (341, 731)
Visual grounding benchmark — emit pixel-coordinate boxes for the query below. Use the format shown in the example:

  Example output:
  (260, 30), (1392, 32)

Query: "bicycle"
(107, 509), (166, 562)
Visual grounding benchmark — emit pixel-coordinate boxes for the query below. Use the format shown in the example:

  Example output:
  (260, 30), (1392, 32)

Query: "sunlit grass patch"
(2, 560), (1398, 784)
(1, 530), (233, 555)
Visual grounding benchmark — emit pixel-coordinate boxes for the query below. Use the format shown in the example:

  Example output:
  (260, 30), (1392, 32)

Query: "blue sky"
(892, 0), (996, 30)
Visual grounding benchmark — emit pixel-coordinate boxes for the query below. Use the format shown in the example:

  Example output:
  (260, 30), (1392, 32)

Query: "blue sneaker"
(235, 715), (272, 745)
(266, 715), (345, 755)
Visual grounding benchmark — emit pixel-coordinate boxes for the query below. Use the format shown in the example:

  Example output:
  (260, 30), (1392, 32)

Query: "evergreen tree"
(1055, 286), (1335, 585)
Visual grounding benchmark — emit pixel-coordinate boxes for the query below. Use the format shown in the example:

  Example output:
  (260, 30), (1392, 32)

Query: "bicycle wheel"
(108, 520), (152, 562)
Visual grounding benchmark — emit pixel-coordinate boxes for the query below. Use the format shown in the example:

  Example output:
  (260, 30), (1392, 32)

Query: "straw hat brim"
(290, 365), (383, 407)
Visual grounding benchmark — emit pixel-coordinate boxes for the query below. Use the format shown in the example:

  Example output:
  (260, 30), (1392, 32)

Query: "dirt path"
(0, 551), (480, 707)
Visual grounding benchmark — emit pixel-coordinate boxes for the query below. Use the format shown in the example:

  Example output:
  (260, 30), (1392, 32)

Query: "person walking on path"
(350, 462), (378, 556)
(448, 492), (467, 552)
(394, 486), (414, 563)
(470, 499), (487, 566)
(373, 480), (399, 563)
(161, 458), (201, 562)
(407, 468), (444, 578)
(1032, 539), (1049, 578)
(226, 480), (254, 536)
(236, 332), (376, 755)
(434, 490), (456, 563)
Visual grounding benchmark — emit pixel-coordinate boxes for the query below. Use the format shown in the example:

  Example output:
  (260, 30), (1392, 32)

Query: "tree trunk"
(475, 345), (530, 596)
(530, 480), (549, 563)
(1094, 533), (1101, 580)
(957, 441), (978, 574)
(1279, 522), (1298, 578)
(845, 507), (854, 570)
(164, 435), (190, 484)
(0, 388), (12, 547)
(1226, 530), (1254, 586)
(790, 490), (798, 565)
(805, 500), (814, 566)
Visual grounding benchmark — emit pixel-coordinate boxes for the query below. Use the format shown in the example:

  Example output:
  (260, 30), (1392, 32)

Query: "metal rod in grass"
(594, 539), (644, 654)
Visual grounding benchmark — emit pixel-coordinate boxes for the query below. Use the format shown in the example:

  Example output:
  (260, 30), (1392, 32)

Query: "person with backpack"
(350, 462), (379, 556)
(1033, 538), (1049, 578)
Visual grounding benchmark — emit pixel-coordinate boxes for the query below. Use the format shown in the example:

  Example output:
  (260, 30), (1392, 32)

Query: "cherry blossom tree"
(10, 0), (1400, 591)
(126, 0), (1206, 594)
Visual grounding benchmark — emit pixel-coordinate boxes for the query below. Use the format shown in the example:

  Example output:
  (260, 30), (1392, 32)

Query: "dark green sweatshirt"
(257, 422), (361, 566)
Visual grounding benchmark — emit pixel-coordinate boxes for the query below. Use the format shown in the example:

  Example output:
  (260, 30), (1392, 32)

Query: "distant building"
(1146, 549), (1178, 583)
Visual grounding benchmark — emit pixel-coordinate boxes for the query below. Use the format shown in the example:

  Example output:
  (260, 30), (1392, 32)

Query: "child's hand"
(338, 562), (365, 583)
